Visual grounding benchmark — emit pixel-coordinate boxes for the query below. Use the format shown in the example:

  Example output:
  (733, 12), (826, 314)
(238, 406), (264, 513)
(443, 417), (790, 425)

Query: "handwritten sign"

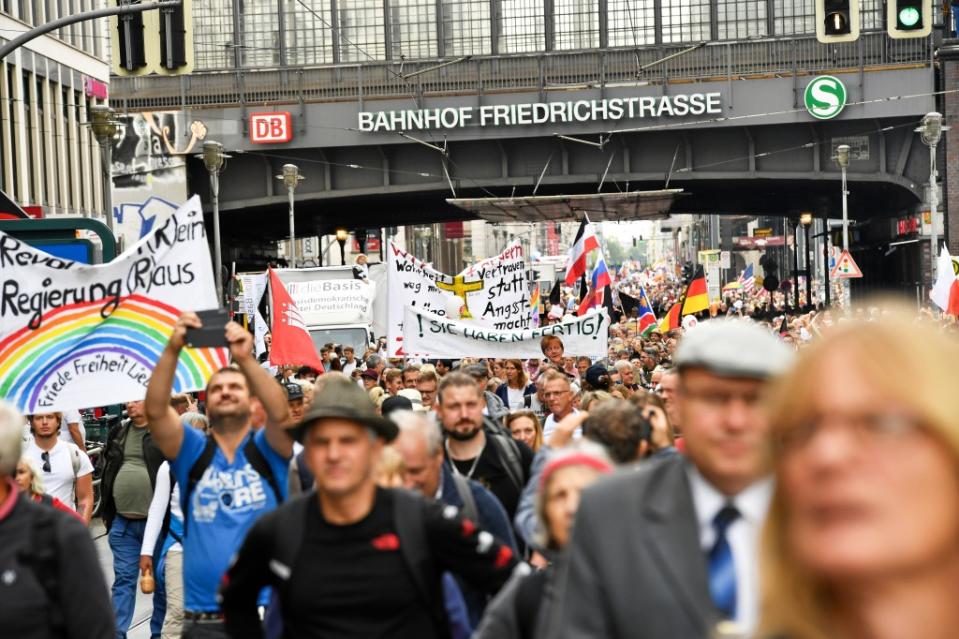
(0, 196), (226, 413)
(403, 306), (608, 358)
(387, 241), (530, 356)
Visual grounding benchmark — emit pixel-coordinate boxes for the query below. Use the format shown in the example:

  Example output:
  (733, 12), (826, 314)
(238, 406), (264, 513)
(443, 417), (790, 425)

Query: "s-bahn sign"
(804, 76), (847, 120)
(358, 93), (724, 133)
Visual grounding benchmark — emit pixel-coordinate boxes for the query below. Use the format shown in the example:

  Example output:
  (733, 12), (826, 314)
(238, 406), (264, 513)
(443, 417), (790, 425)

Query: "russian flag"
(577, 253), (611, 316)
(564, 220), (600, 286)
(637, 286), (657, 334)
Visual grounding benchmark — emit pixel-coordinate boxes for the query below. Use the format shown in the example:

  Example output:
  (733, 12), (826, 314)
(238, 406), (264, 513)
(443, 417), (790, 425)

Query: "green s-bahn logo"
(804, 76), (847, 120)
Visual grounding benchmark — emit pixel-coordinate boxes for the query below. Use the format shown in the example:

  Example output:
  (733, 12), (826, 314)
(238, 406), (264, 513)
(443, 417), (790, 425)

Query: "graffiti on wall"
(111, 111), (207, 248)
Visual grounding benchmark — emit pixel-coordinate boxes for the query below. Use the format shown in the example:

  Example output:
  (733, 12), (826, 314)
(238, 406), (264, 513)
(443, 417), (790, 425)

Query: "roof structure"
(446, 189), (683, 223)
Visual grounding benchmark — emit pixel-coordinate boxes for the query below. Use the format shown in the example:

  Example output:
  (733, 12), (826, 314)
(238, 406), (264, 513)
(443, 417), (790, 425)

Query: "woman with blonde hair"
(505, 410), (544, 452)
(759, 304), (959, 639)
(14, 457), (83, 520)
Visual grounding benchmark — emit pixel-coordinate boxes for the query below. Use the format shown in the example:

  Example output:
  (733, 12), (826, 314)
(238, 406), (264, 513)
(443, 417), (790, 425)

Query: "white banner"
(0, 195), (226, 413)
(287, 278), (376, 326)
(403, 306), (608, 358)
(239, 272), (269, 356)
(387, 241), (531, 356)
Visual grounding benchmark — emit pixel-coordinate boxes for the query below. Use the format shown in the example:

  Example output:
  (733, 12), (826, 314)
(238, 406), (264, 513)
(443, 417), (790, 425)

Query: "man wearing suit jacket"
(542, 319), (794, 639)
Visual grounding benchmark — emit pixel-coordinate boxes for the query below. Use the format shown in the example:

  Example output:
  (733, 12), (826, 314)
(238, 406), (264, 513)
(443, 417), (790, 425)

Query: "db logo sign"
(250, 112), (292, 144)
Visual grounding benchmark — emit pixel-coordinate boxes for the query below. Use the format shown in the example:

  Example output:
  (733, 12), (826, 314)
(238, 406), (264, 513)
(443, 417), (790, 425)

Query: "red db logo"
(250, 112), (292, 144)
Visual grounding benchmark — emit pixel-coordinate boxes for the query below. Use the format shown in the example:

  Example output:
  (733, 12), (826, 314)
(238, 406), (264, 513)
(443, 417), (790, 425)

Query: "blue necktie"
(708, 503), (740, 620)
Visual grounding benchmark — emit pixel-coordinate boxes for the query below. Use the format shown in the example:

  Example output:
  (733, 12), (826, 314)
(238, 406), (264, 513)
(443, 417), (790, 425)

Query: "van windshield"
(309, 327), (370, 355)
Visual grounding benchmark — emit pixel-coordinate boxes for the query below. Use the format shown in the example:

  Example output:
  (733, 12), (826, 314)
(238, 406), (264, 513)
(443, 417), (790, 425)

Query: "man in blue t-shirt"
(145, 314), (293, 638)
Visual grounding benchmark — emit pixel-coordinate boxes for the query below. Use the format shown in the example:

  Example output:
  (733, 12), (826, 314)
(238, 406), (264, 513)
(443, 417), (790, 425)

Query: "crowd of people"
(2, 284), (959, 639)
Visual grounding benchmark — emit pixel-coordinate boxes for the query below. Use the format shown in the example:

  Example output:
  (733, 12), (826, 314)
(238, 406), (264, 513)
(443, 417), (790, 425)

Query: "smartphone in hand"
(185, 308), (230, 348)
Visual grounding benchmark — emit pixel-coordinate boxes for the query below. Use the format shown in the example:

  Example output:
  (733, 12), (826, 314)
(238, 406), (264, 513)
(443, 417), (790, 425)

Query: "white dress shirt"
(686, 465), (773, 635)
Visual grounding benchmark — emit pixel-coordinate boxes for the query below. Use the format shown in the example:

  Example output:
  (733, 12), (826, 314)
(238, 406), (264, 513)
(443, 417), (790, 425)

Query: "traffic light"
(815, 0), (860, 44)
(110, 0), (194, 76)
(888, 0), (932, 39)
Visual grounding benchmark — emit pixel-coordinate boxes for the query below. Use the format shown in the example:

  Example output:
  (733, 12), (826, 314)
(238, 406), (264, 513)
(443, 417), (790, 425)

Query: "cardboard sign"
(0, 196), (225, 413)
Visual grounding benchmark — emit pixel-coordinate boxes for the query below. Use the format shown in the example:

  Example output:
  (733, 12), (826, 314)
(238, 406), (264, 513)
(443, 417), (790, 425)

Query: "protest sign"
(0, 195), (226, 413)
(403, 306), (608, 358)
(387, 241), (530, 356)
(287, 278), (376, 326)
(239, 272), (269, 356)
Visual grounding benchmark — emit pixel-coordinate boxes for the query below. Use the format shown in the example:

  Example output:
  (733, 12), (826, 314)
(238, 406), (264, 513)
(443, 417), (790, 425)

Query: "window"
(239, 0), (281, 67)
(773, 0), (814, 35)
(661, 0), (711, 43)
(285, 0), (334, 65)
(390, 0), (438, 59)
(499, 0), (545, 53)
(860, 0), (882, 30)
(554, 0), (598, 50)
(441, 0), (491, 56)
(717, 0), (767, 40)
(607, 0), (655, 46)
(338, 0), (386, 62)
(194, 0), (237, 69)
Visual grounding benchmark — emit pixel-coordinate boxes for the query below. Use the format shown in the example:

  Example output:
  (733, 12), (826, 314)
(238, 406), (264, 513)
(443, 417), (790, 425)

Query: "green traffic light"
(898, 6), (921, 28)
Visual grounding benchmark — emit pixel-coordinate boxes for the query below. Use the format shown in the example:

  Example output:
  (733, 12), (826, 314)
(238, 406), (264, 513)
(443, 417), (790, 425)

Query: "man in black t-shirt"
(436, 373), (533, 519)
(220, 377), (520, 639)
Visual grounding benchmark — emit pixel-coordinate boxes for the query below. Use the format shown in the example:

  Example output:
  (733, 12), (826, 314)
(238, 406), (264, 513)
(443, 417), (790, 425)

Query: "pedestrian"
(219, 377), (522, 638)
(0, 400), (114, 639)
(542, 319), (794, 639)
(144, 313), (292, 638)
(505, 411), (544, 453)
(417, 370), (440, 411)
(21, 412), (94, 523)
(495, 359), (538, 411)
(402, 364), (421, 389)
(99, 399), (167, 638)
(14, 457), (83, 520)
(541, 372), (580, 441)
(474, 444), (613, 639)
(341, 346), (358, 377)
(462, 364), (510, 423)
(436, 373), (533, 519)
(760, 309), (959, 639)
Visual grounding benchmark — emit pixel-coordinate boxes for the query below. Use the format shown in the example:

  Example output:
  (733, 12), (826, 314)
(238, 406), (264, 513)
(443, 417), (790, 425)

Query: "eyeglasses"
(776, 412), (921, 452)
(40, 451), (51, 473)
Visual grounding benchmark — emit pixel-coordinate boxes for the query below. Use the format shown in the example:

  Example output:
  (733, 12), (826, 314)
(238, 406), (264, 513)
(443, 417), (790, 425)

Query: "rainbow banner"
(0, 195), (225, 413)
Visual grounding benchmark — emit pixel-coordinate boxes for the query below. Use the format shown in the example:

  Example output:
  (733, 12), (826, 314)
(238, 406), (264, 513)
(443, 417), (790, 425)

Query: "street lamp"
(916, 112), (949, 281)
(89, 106), (118, 234)
(276, 164), (304, 267)
(201, 141), (228, 303)
(335, 227), (348, 266)
(835, 144), (851, 307)
(800, 212), (813, 309)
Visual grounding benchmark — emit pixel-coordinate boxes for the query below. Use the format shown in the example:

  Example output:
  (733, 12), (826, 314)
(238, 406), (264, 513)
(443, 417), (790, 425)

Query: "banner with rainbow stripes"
(0, 196), (226, 413)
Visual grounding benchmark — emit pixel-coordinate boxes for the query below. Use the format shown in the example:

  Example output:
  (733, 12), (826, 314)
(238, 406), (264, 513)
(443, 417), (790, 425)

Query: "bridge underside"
(193, 117), (928, 243)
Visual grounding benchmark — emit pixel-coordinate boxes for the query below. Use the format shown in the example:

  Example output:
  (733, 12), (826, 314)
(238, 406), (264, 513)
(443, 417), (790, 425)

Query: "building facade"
(0, 1), (110, 219)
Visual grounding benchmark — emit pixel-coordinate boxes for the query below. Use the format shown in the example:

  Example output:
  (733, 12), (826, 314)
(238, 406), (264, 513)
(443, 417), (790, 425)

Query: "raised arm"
(145, 312), (201, 459)
(226, 322), (292, 458)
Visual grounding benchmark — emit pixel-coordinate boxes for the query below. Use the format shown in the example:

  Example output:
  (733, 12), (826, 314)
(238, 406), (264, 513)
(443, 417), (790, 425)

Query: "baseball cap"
(381, 395), (414, 420)
(284, 382), (304, 401)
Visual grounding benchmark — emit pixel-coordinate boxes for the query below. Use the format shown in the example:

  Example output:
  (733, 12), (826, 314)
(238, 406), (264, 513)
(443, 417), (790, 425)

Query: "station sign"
(804, 76), (847, 120)
(250, 112), (293, 144)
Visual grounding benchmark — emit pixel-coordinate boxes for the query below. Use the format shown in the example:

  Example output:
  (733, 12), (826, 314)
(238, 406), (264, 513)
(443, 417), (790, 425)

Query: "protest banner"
(403, 306), (608, 358)
(0, 195), (227, 413)
(387, 240), (530, 356)
(239, 272), (269, 356)
(287, 278), (376, 326)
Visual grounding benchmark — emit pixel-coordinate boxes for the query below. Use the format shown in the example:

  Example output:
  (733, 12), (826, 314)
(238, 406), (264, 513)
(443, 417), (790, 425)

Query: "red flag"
(268, 268), (324, 370)
(948, 280), (959, 316)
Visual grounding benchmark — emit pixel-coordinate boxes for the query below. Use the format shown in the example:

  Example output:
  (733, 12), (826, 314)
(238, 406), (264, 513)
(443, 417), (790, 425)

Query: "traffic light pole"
(0, 0), (181, 62)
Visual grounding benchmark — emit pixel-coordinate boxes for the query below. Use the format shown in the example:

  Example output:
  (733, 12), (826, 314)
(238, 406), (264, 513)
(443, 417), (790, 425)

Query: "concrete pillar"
(939, 42), (959, 255)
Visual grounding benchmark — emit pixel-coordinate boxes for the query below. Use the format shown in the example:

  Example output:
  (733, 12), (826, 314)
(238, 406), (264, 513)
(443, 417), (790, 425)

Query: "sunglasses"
(40, 451), (51, 473)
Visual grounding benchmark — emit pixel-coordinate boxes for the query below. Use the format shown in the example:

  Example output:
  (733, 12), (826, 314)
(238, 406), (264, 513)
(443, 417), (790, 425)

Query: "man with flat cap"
(542, 319), (793, 639)
(220, 376), (523, 639)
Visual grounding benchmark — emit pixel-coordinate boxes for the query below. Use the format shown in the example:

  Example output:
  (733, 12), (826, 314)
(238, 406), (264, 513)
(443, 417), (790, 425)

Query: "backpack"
(449, 473), (478, 524)
(484, 430), (525, 493)
(17, 498), (64, 635)
(182, 433), (284, 535)
(267, 489), (451, 638)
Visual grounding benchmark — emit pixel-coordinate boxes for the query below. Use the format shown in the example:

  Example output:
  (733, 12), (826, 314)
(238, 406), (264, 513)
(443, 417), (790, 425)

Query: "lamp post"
(835, 144), (851, 308)
(792, 218), (801, 311)
(201, 141), (227, 303)
(89, 106), (118, 234)
(276, 164), (304, 267)
(335, 228), (348, 265)
(916, 112), (949, 282)
(800, 212), (813, 309)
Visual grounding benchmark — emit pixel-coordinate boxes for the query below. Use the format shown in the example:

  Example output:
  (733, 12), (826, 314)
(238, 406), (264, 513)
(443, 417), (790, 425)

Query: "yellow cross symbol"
(437, 275), (484, 319)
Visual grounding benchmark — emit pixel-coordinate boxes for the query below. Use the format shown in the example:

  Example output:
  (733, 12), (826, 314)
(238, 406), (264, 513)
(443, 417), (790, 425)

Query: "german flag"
(681, 265), (709, 316)
(659, 301), (682, 332)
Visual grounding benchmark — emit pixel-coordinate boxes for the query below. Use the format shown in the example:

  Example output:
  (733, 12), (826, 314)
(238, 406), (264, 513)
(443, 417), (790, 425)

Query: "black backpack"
(182, 433), (284, 535)
(267, 489), (451, 638)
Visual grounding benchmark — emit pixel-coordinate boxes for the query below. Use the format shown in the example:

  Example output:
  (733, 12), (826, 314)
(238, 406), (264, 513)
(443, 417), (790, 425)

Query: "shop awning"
(446, 189), (683, 223)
